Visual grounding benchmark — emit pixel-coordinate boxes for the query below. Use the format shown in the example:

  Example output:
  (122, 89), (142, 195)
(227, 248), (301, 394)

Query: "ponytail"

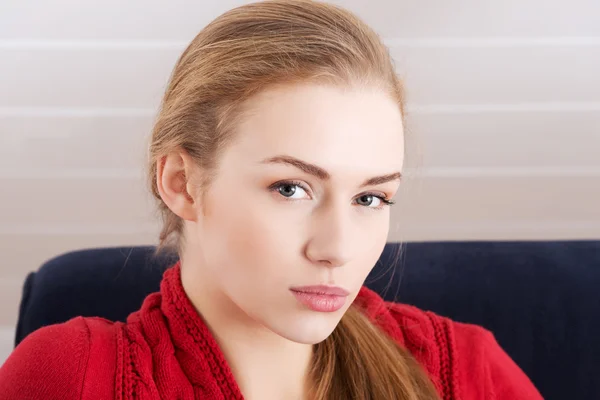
(309, 306), (440, 399)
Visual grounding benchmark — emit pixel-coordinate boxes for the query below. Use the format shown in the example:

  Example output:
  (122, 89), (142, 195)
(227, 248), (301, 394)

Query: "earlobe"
(156, 152), (198, 222)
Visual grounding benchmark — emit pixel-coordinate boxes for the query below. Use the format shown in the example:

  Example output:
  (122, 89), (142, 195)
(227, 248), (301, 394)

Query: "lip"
(290, 285), (349, 312)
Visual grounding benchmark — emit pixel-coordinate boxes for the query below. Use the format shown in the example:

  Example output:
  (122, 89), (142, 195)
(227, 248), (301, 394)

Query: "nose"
(304, 202), (356, 268)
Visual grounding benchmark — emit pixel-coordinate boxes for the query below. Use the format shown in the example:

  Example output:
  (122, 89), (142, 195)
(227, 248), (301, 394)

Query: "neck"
(181, 259), (313, 400)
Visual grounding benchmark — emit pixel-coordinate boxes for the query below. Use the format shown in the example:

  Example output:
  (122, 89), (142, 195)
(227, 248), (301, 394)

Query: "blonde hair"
(148, 1), (439, 398)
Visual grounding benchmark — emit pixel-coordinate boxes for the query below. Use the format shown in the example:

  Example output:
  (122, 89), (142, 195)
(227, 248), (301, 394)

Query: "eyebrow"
(260, 155), (402, 187)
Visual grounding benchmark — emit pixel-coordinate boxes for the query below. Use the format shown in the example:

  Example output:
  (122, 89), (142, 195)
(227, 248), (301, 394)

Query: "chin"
(269, 313), (342, 345)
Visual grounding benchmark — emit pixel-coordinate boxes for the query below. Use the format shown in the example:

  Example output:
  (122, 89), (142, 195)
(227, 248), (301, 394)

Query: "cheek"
(353, 214), (390, 280)
(205, 193), (296, 284)
(228, 213), (274, 266)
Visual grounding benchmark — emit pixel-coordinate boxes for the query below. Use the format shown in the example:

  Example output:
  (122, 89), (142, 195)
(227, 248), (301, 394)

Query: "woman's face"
(187, 82), (404, 344)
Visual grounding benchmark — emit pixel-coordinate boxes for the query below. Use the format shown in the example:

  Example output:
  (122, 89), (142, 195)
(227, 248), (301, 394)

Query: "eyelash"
(269, 180), (396, 210)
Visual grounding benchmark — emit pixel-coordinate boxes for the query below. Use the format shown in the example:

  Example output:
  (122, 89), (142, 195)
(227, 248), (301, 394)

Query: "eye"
(271, 181), (310, 200)
(356, 194), (380, 207)
(355, 193), (395, 209)
(269, 181), (394, 209)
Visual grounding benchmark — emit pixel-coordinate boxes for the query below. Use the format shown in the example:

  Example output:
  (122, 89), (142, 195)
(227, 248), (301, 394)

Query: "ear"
(156, 150), (199, 222)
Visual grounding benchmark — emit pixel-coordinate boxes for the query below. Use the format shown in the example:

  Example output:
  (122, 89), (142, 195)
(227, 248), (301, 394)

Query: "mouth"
(289, 285), (349, 313)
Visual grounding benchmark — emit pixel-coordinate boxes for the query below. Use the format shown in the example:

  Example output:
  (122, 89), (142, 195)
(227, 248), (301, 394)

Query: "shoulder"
(449, 319), (543, 399)
(0, 316), (119, 400)
(384, 301), (543, 399)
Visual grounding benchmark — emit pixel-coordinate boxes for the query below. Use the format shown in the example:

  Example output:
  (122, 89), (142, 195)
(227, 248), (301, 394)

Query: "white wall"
(1, 0), (599, 356)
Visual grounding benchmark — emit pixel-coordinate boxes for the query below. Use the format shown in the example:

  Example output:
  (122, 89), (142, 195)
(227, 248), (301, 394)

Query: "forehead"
(231, 82), (405, 175)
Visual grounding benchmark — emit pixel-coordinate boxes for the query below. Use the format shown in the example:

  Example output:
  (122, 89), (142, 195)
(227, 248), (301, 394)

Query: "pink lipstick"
(290, 285), (349, 312)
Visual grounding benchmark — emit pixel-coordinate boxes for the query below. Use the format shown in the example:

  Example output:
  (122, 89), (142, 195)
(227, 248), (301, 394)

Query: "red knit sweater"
(0, 264), (542, 399)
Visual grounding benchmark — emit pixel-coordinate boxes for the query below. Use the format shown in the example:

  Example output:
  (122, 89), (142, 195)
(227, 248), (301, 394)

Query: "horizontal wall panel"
(0, 47), (179, 108)
(1, 1), (599, 41)
(0, 114), (152, 171)
(2, 45), (599, 108)
(392, 46), (600, 106)
(390, 175), (600, 240)
(0, 1), (244, 42)
(346, 0), (600, 39)
(0, 177), (156, 226)
(404, 110), (600, 169)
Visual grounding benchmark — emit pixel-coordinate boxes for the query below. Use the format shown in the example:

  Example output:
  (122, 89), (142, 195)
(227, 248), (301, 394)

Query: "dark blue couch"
(14, 241), (600, 399)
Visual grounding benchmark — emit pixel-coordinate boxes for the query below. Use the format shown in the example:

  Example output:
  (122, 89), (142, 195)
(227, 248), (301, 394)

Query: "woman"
(0, 1), (542, 399)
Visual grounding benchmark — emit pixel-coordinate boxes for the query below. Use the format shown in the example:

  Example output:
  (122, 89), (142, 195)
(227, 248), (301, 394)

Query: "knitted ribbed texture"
(356, 286), (453, 396)
(427, 312), (455, 400)
(116, 263), (451, 399)
(121, 262), (244, 399)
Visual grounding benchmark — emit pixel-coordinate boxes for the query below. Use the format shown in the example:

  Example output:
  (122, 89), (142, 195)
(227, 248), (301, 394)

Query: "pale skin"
(157, 82), (405, 399)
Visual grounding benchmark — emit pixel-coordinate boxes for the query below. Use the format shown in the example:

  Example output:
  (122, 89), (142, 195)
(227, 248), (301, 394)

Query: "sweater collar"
(158, 262), (403, 397)
(160, 262), (245, 399)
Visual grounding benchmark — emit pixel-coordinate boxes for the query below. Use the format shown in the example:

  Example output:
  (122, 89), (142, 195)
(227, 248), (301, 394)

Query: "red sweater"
(0, 264), (542, 399)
